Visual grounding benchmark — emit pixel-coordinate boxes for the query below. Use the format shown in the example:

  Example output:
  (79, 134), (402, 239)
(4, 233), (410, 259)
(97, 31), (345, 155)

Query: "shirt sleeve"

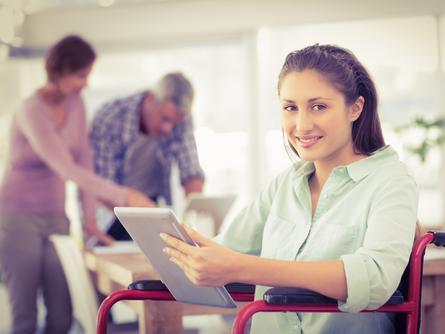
(17, 100), (128, 207)
(216, 170), (286, 256)
(89, 104), (125, 183)
(170, 117), (205, 184)
(339, 175), (418, 312)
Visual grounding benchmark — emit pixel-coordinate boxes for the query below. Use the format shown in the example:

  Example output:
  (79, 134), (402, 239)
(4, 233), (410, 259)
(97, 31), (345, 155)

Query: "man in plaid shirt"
(90, 72), (205, 240)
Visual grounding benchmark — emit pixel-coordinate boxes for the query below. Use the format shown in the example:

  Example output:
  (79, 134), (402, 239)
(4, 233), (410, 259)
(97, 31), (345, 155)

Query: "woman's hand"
(84, 220), (115, 246)
(126, 189), (157, 207)
(160, 224), (243, 287)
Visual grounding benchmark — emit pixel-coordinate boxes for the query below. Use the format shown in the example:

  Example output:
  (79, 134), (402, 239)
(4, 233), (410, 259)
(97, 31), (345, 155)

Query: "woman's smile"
(295, 135), (324, 148)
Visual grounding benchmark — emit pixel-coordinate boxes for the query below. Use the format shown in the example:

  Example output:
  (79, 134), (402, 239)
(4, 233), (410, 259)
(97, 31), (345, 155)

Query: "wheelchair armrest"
(385, 290), (404, 305)
(225, 283), (255, 294)
(264, 287), (337, 305)
(128, 280), (168, 291)
(128, 280), (255, 294)
(432, 231), (445, 247)
(263, 287), (404, 305)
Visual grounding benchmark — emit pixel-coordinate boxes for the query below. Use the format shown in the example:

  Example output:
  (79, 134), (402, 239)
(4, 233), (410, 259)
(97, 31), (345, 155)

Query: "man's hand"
(126, 189), (157, 207)
(184, 178), (204, 195)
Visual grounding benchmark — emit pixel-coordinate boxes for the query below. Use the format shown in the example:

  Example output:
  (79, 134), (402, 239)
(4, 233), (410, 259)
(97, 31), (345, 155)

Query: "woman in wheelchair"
(161, 44), (418, 333)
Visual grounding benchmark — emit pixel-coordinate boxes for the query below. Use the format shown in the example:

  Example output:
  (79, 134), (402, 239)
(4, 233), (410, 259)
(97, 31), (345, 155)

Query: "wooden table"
(86, 248), (445, 334)
(85, 251), (246, 334)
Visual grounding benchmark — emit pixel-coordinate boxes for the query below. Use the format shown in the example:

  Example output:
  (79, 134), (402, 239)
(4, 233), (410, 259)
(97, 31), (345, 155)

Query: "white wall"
(21, 0), (445, 49)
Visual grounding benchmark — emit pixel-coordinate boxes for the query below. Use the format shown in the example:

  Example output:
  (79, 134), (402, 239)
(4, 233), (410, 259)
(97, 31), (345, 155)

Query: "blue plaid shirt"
(90, 91), (204, 204)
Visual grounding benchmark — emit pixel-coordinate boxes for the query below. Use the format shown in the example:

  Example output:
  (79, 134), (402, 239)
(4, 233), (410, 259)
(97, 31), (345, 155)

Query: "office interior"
(1, 0), (445, 333)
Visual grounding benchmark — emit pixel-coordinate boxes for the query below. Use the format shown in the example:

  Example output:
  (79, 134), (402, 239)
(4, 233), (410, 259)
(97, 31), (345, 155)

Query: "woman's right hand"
(126, 189), (157, 207)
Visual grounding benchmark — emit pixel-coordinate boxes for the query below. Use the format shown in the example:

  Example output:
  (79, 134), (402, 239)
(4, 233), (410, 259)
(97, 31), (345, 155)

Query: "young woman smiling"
(161, 44), (417, 334)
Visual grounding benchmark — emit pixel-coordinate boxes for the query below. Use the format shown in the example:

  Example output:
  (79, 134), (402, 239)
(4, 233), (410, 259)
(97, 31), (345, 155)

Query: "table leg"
(421, 276), (433, 334)
(432, 276), (445, 334)
(138, 300), (183, 334)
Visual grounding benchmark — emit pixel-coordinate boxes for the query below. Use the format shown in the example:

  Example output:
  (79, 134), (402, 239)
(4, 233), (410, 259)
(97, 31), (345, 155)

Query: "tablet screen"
(114, 207), (237, 308)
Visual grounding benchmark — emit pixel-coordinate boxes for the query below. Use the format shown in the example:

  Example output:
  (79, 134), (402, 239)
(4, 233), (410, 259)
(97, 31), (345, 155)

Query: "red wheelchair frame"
(96, 232), (444, 334)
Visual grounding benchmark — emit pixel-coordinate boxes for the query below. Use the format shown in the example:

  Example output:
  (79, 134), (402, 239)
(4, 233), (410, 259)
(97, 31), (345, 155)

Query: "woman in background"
(161, 44), (418, 333)
(0, 35), (152, 334)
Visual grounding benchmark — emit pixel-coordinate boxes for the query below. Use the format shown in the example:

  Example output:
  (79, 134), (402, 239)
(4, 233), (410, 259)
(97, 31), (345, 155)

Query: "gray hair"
(154, 72), (194, 114)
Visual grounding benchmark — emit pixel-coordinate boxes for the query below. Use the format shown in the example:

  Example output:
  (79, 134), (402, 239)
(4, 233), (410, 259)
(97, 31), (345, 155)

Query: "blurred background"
(0, 0), (445, 332)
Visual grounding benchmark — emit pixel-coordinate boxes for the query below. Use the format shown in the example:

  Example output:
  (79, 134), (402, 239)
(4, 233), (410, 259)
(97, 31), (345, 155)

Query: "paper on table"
(92, 241), (141, 254)
(425, 247), (445, 260)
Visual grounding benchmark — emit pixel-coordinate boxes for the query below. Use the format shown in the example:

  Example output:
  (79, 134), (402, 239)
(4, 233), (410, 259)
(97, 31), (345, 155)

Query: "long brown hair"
(278, 44), (385, 155)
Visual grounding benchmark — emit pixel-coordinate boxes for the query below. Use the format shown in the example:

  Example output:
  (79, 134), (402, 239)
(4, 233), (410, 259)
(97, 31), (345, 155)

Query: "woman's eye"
(283, 105), (297, 112)
(312, 104), (326, 111)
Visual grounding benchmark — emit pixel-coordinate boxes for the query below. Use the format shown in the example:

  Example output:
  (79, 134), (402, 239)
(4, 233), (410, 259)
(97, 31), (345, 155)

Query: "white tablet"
(113, 207), (237, 308)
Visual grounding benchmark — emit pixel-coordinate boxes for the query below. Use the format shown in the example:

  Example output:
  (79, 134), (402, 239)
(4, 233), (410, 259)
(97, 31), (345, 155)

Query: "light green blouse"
(218, 146), (418, 334)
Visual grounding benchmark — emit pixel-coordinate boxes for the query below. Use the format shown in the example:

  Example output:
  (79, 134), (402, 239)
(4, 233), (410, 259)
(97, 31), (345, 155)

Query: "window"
(2, 15), (443, 231)
(85, 41), (251, 224)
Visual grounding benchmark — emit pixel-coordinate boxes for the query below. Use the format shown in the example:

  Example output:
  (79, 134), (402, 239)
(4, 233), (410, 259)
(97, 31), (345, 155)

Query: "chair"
(52, 235), (139, 334)
(50, 235), (99, 334)
(96, 232), (445, 334)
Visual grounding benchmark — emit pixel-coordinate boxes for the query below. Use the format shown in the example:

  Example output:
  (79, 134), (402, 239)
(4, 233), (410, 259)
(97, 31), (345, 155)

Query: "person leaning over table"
(161, 44), (418, 334)
(90, 72), (205, 241)
(0, 35), (153, 334)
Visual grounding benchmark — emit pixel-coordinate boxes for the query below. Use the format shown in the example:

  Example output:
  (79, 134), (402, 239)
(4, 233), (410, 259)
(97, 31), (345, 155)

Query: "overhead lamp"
(0, 6), (14, 44)
(97, 0), (115, 8)
(0, 2), (26, 59)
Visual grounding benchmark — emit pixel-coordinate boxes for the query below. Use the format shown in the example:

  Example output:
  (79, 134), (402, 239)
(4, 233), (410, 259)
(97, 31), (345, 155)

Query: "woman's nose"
(296, 111), (314, 133)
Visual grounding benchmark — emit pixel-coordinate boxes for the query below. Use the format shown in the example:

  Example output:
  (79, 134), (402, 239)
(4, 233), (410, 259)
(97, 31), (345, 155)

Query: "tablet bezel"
(113, 207), (237, 308)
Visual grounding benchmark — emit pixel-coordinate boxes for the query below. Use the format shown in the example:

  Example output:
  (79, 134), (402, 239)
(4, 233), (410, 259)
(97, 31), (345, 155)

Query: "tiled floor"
(0, 284), (230, 334)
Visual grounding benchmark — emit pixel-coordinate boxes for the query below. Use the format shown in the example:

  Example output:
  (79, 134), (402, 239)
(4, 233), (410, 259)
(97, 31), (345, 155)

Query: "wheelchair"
(96, 232), (445, 334)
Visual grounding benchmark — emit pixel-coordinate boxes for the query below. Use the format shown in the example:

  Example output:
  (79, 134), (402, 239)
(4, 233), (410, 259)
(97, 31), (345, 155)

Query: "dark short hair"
(45, 35), (96, 82)
(278, 44), (385, 155)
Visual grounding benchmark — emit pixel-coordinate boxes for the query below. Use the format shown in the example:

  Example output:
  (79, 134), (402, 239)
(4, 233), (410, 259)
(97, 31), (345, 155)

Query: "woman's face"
(280, 69), (363, 167)
(55, 64), (93, 96)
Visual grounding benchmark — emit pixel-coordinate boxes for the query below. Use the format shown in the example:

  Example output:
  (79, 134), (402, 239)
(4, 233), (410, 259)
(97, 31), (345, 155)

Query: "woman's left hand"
(160, 225), (242, 287)
(84, 220), (115, 246)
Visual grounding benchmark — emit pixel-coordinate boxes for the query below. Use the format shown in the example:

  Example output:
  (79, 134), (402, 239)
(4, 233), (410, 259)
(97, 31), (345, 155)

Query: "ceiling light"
(0, 6), (14, 44)
(97, 0), (115, 8)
